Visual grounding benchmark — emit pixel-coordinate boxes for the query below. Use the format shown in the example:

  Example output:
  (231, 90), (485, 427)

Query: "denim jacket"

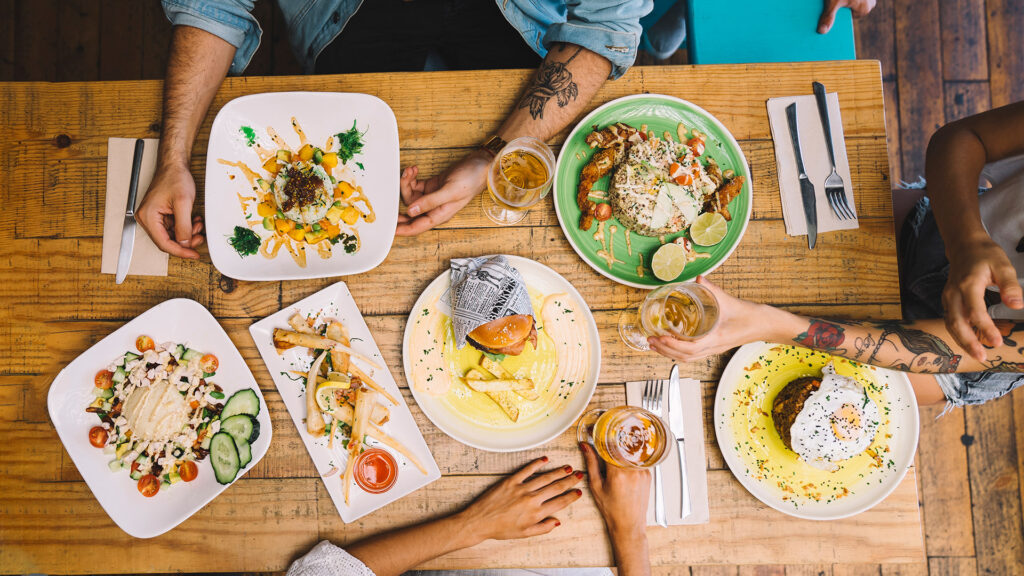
(161, 0), (652, 79)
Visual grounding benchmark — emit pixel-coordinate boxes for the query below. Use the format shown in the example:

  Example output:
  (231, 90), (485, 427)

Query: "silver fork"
(642, 379), (667, 527)
(813, 82), (855, 220)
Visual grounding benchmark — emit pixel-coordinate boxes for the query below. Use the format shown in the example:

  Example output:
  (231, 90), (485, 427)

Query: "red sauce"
(354, 448), (398, 494)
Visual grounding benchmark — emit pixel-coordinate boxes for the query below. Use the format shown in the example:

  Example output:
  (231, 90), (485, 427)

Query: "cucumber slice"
(200, 434), (212, 451)
(93, 387), (114, 399)
(220, 414), (260, 444)
(182, 348), (202, 362)
(220, 389), (260, 419)
(107, 459), (123, 473)
(234, 438), (252, 468)
(173, 344), (185, 358)
(112, 367), (127, 384)
(124, 351), (140, 362)
(209, 432), (240, 485)
(262, 216), (274, 230)
(130, 469), (142, 481)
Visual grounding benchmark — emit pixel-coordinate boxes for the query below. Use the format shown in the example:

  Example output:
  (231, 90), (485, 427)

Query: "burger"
(467, 314), (538, 356)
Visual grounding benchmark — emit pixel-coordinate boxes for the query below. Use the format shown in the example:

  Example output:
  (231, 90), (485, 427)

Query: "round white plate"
(47, 299), (272, 538)
(714, 341), (920, 520)
(205, 92), (399, 281)
(403, 256), (601, 452)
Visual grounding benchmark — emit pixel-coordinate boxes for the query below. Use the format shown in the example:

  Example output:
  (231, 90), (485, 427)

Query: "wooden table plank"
(0, 62), (918, 572)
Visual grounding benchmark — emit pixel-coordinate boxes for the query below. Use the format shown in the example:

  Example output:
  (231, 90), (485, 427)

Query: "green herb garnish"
(228, 226), (261, 257)
(239, 126), (257, 147)
(335, 120), (366, 163)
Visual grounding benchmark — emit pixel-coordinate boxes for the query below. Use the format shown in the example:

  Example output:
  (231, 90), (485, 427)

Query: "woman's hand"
(943, 236), (1024, 361)
(396, 150), (492, 236)
(454, 456), (583, 546)
(136, 161), (205, 259)
(818, 0), (876, 34)
(647, 276), (777, 362)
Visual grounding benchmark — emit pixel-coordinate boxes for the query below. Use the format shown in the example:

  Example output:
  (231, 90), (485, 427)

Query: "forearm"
(497, 43), (611, 142)
(762, 308), (1024, 373)
(158, 25), (235, 169)
(346, 514), (481, 576)
(608, 527), (650, 576)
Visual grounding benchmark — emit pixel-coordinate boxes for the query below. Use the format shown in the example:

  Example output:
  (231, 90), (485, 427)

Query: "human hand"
(136, 161), (204, 259)
(396, 150), (491, 236)
(580, 442), (650, 539)
(943, 236), (1023, 361)
(818, 0), (876, 34)
(455, 456), (583, 545)
(647, 276), (775, 362)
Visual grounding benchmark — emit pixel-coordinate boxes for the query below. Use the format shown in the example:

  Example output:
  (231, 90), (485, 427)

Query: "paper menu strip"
(100, 138), (169, 277)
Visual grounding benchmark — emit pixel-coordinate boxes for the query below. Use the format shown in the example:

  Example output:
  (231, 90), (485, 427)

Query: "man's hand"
(943, 235), (1024, 361)
(818, 0), (876, 34)
(648, 276), (775, 362)
(136, 162), (204, 259)
(396, 150), (491, 236)
(580, 443), (651, 576)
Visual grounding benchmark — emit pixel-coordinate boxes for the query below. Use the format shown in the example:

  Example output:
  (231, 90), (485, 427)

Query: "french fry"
(343, 388), (377, 505)
(326, 321), (350, 374)
(305, 351), (328, 437)
(463, 367), (521, 421)
(272, 328), (382, 369)
(368, 422), (428, 475)
(328, 417), (337, 449)
(480, 356), (540, 401)
(347, 362), (399, 406)
(463, 378), (536, 393)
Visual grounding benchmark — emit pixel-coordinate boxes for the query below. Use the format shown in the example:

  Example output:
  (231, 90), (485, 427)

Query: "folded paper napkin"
(440, 255), (534, 349)
(767, 92), (859, 237)
(100, 138), (168, 277)
(625, 378), (710, 526)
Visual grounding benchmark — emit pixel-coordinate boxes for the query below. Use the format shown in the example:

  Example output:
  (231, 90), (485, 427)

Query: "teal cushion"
(687, 0), (856, 64)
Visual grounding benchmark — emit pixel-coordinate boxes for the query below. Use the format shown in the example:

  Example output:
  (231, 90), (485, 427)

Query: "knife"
(668, 364), (691, 518)
(785, 102), (818, 249)
(115, 139), (146, 285)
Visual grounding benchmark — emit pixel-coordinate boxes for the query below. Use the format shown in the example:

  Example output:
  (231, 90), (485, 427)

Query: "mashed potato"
(122, 380), (189, 442)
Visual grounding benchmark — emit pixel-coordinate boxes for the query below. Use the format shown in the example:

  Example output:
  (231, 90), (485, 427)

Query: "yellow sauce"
(636, 253), (645, 278)
(727, 345), (894, 507)
(290, 116), (308, 147)
(625, 229), (633, 256)
(593, 220), (606, 248)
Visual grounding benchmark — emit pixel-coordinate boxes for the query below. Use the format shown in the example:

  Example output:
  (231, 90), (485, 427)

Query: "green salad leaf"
(335, 120), (366, 163)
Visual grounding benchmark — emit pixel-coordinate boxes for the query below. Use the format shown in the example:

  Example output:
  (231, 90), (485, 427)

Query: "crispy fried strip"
(326, 321), (351, 374)
(347, 362), (399, 406)
(463, 378), (536, 392)
(288, 312), (317, 334)
(305, 351), (328, 437)
(464, 367), (521, 421)
(480, 357), (539, 400)
(368, 423), (428, 475)
(272, 329), (382, 369)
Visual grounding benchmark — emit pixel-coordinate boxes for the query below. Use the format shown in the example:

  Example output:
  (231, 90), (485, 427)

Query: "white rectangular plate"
(47, 299), (272, 538)
(249, 281), (441, 522)
(205, 91), (399, 281)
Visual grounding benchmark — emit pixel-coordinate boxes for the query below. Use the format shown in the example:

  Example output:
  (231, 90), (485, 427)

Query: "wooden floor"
(2, 1), (1023, 575)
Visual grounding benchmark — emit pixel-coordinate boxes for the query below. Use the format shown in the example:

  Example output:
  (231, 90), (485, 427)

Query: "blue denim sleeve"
(543, 0), (654, 79)
(161, 0), (262, 75)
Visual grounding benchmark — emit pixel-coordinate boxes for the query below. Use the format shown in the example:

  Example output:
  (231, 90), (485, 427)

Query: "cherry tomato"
(594, 203), (613, 222)
(687, 137), (705, 157)
(674, 173), (694, 186)
(131, 461), (140, 474)
(199, 354), (219, 374)
(136, 335), (155, 353)
(137, 474), (160, 497)
(94, 370), (114, 389)
(178, 460), (199, 482)
(88, 426), (108, 448)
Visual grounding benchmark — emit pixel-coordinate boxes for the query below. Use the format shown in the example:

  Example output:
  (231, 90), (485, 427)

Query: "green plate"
(553, 94), (752, 289)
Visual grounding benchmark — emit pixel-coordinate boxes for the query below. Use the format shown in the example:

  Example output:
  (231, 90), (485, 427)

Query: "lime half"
(690, 212), (728, 246)
(651, 243), (688, 281)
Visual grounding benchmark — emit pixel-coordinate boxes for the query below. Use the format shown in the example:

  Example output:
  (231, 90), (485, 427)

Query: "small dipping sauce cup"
(354, 448), (398, 494)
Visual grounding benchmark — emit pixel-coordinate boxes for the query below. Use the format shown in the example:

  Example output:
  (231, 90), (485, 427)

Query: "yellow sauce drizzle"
(593, 220), (606, 248)
(290, 117), (308, 147)
(625, 228), (633, 256)
(637, 253), (645, 278)
(266, 127), (290, 151)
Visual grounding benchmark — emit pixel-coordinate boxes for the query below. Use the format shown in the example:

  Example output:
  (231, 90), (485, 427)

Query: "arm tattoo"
(518, 45), (581, 120)
(794, 319), (847, 354)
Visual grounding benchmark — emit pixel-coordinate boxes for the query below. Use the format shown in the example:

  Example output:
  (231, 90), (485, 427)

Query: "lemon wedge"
(651, 242), (688, 281)
(315, 380), (350, 413)
(689, 212), (728, 246)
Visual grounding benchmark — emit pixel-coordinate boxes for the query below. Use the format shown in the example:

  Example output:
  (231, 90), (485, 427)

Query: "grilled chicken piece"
(703, 175), (746, 221)
(585, 122), (639, 149)
(705, 157), (724, 188)
(577, 146), (620, 230)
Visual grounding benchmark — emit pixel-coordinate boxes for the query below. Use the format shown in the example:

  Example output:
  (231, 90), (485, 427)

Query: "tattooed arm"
(648, 277), (1024, 374)
(396, 44), (612, 236)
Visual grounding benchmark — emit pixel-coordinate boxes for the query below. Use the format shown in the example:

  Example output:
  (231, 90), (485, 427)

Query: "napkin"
(767, 92), (859, 237)
(100, 138), (168, 277)
(625, 378), (710, 526)
(441, 255), (534, 349)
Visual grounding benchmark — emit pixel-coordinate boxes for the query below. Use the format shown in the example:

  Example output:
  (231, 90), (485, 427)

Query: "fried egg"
(789, 362), (880, 470)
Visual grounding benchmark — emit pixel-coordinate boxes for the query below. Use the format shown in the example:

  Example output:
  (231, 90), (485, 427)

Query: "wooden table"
(0, 62), (925, 574)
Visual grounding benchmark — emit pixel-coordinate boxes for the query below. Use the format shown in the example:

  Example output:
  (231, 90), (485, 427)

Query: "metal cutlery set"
(643, 364), (691, 526)
(785, 82), (855, 249)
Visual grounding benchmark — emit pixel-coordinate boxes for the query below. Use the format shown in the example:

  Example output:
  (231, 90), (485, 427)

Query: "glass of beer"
(618, 281), (720, 352)
(485, 136), (555, 225)
(577, 405), (670, 468)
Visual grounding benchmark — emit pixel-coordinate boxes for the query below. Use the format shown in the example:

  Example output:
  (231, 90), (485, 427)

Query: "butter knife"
(115, 139), (146, 284)
(786, 102), (817, 249)
(668, 364), (691, 518)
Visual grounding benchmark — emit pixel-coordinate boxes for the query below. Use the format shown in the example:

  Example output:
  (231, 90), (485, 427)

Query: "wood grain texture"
(986, 0), (1024, 107)
(939, 0), (988, 81)
(894, 0), (944, 181)
(917, 405), (975, 556)
(0, 64), (916, 572)
(927, 557), (978, 576)
(943, 82), (992, 124)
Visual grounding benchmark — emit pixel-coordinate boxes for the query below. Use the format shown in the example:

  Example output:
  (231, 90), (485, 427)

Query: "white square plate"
(205, 92), (399, 281)
(47, 299), (272, 538)
(249, 281), (441, 523)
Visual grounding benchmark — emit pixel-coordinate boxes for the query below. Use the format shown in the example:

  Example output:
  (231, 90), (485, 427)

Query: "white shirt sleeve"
(287, 540), (376, 576)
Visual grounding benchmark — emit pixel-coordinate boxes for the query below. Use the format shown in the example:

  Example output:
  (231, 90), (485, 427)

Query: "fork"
(642, 379), (667, 527)
(813, 82), (855, 220)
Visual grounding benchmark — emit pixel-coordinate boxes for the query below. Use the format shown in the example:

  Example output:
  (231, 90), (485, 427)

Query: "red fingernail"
(555, 520), (561, 527)
(575, 489), (583, 496)
(541, 456), (549, 462)
(563, 465), (572, 473)
(575, 471), (584, 479)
